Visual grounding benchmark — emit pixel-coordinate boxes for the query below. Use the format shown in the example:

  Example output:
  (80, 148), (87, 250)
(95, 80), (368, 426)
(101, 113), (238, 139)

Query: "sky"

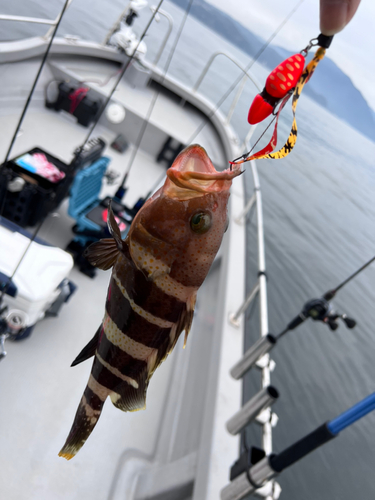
(205, 0), (375, 112)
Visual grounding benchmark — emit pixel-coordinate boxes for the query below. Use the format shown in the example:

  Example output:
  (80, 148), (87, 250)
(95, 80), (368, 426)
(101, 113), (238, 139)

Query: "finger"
(320, 0), (361, 35)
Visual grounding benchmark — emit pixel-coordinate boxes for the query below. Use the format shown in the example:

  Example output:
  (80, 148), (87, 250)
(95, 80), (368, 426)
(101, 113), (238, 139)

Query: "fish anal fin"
(110, 370), (148, 412)
(71, 327), (101, 367)
(84, 238), (120, 270)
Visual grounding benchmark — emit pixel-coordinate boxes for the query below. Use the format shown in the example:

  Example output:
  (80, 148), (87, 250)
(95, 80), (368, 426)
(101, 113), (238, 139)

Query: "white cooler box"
(0, 217), (75, 338)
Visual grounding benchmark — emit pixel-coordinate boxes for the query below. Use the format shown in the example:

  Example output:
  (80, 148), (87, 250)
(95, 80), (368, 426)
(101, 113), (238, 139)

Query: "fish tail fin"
(58, 381), (107, 460)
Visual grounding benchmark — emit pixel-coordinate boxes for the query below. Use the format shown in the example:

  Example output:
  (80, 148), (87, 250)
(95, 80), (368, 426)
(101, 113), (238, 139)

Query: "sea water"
(1, 1), (375, 499)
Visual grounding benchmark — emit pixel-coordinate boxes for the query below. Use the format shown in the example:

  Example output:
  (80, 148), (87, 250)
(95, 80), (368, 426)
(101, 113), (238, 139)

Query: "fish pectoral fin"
(84, 238), (120, 270)
(71, 326), (101, 367)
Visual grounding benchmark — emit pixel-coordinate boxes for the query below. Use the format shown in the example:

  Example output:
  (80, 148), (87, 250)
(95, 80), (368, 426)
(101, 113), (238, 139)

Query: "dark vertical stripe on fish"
(114, 254), (186, 322)
(106, 277), (176, 348)
(97, 334), (148, 379)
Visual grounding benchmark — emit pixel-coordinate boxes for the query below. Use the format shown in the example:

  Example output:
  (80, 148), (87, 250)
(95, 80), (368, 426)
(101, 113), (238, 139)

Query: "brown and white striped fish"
(58, 144), (242, 460)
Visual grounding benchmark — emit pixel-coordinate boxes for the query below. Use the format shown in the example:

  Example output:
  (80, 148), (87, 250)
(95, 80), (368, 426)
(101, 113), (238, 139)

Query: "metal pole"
(229, 281), (260, 327)
(226, 73), (248, 125)
(251, 161), (268, 339)
(234, 192), (256, 225)
(43, 0), (74, 39)
(103, 3), (131, 45)
(150, 7), (174, 65)
(0, 15), (56, 25)
(193, 52), (261, 93)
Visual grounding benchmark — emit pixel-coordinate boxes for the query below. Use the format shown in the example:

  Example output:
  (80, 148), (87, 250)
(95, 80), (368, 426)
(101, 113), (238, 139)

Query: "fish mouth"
(164, 144), (242, 199)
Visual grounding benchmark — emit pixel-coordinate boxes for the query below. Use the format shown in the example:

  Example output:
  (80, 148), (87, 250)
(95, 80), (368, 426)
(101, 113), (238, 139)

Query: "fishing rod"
(0, 216), (48, 306)
(222, 391), (375, 500)
(230, 254), (375, 380)
(0, 1), (165, 307)
(2, 0), (71, 166)
(0, 0), (71, 222)
(114, 0), (195, 201)
(78, 0), (165, 155)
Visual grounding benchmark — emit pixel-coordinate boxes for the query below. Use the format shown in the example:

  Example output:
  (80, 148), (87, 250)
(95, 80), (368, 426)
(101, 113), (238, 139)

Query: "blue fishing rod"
(222, 392), (375, 499)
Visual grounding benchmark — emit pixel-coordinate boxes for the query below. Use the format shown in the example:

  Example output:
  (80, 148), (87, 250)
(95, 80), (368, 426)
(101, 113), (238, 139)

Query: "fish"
(58, 144), (242, 460)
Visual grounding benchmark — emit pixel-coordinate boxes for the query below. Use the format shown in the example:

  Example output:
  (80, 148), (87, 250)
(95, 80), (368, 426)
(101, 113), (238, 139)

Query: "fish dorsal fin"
(84, 238), (120, 270)
(71, 326), (101, 367)
(107, 201), (123, 248)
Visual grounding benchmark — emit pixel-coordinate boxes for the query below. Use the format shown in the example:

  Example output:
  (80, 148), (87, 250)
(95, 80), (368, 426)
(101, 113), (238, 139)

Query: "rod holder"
(230, 334), (277, 379)
(226, 386), (279, 435)
(221, 456), (276, 500)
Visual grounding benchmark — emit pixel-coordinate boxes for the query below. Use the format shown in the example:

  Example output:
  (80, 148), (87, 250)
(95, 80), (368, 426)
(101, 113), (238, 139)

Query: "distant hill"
(170, 0), (375, 142)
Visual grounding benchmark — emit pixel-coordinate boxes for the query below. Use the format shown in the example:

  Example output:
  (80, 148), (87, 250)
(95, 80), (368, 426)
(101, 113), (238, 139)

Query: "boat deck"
(0, 45), (245, 500)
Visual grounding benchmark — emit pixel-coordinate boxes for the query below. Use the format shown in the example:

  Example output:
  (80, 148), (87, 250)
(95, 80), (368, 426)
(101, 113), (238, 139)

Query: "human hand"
(320, 0), (361, 35)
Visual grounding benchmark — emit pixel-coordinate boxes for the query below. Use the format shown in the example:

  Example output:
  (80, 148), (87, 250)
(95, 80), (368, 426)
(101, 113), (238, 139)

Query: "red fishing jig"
(248, 53), (305, 125)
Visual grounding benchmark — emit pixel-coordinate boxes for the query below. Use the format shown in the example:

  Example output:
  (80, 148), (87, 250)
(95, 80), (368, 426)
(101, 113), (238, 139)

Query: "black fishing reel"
(287, 297), (356, 332)
(302, 298), (356, 331)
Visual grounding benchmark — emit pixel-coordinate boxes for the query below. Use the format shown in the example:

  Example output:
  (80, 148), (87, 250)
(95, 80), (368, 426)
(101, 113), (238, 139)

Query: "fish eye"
(190, 212), (212, 234)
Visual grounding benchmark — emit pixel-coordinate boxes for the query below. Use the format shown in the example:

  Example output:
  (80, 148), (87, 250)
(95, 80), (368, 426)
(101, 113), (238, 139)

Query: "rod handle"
(269, 423), (336, 473)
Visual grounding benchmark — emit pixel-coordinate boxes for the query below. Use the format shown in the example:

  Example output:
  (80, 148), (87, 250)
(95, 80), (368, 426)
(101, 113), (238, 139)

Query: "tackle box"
(0, 147), (73, 227)
(68, 156), (131, 247)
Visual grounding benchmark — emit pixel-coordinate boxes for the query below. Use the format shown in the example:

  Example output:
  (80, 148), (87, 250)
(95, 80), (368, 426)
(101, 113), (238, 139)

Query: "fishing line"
(232, 114), (278, 164)
(115, 0), (195, 197)
(3, 0), (71, 166)
(0, 0), (71, 222)
(0, 217), (46, 304)
(79, 0), (165, 152)
(144, 169), (168, 200)
(186, 0), (305, 147)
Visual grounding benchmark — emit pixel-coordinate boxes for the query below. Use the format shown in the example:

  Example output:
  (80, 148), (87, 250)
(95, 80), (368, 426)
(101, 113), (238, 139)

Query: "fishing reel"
(288, 297), (356, 332)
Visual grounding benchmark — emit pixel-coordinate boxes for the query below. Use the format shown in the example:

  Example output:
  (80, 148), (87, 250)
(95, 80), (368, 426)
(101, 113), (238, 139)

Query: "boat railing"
(0, 0), (74, 40)
(223, 160), (281, 500)
(193, 52), (261, 125)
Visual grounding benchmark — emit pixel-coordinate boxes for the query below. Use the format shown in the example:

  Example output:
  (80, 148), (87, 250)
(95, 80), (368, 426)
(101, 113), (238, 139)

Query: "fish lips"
(164, 144), (242, 200)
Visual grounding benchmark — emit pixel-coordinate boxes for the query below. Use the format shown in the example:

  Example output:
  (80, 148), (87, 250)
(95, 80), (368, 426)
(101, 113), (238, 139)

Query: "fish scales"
(59, 145), (242, 459)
